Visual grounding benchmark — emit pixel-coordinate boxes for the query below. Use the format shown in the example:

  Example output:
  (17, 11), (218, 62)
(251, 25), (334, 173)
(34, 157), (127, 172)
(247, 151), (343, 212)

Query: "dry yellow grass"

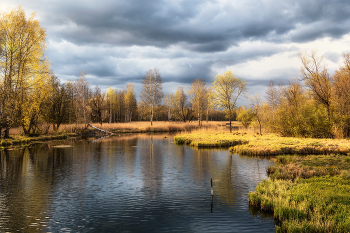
(7, 121), (238, 135)
(175, 132), (350, 155)
(89, 121), (225, 133)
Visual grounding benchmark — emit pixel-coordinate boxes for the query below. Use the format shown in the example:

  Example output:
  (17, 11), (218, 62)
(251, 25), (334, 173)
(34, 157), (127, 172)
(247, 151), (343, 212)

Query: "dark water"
(0, 134), (275, 232)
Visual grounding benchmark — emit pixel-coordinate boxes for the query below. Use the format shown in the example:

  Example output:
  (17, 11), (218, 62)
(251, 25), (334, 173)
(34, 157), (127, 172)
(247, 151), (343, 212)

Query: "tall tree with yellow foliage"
(125, 83), (137, 122)
(212, 71), (246, 132)
(0, 6), (49, 137)
(187, 79), (209, 126)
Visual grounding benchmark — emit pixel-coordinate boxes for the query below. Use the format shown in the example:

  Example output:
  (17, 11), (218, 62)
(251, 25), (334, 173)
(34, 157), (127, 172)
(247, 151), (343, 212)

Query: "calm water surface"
(0, 134), (275, 232)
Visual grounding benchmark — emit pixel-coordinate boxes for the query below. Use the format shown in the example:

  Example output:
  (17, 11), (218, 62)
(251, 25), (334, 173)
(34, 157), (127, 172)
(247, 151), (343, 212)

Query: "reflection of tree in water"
(0, 146), (72, 232)
(0, 137), (142, 232)
(139, 136), (163, 199)
(191, 148), (237, 206)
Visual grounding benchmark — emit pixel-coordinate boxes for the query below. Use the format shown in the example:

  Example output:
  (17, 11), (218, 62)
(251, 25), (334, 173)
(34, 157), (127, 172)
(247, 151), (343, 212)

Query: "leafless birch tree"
(140, 68), (163, 126)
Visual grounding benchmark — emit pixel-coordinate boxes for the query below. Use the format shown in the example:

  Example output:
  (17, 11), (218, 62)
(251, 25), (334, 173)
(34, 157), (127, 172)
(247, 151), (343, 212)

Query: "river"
(0, 134), (275, 232)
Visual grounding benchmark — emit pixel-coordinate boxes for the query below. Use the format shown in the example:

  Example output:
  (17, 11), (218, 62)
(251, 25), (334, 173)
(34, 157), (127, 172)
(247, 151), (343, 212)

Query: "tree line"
(237, 51), (350, 138)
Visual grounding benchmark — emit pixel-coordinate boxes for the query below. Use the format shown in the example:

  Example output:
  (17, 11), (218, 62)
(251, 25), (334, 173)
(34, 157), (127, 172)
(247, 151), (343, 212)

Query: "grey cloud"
(14, 0), (350, 52)
(325, 52), (341, 64)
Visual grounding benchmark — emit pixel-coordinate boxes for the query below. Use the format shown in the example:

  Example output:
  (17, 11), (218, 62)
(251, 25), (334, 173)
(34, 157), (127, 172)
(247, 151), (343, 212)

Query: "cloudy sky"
(2, 0), (350, 103)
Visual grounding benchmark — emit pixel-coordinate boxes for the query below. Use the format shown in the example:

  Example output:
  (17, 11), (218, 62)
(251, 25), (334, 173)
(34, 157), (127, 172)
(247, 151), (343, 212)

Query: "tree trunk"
(0, 107), (2, 139)
(198, 112), (200, 126)
(259, 120), (262, 135)
(206, 108), (209, 123)
(229, 114), (232, 133)
(109, 106), (112, 124)
(151, 105), (153, 126)
(4, 117), (10, 138)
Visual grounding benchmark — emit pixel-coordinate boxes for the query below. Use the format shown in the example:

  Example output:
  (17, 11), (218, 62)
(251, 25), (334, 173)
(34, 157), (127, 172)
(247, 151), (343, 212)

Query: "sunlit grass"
(63, 121), (226, 133)
(175, 132), (350, 155)
(6, 121), (233, 136)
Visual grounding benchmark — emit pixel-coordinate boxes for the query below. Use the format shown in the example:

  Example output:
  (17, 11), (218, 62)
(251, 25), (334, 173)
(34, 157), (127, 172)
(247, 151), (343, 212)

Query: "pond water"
(0, 134), (275, 232)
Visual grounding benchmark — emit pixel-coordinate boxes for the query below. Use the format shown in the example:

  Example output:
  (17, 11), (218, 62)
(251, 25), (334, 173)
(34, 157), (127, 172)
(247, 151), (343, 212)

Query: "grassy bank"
(175, 132), (350, 155)
(249, 155), (350, 232)
(0, 133), (77, 149)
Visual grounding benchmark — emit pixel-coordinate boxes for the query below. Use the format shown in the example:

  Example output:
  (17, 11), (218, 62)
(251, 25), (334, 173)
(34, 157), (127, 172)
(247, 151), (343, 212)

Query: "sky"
(2, 0), (350, 104)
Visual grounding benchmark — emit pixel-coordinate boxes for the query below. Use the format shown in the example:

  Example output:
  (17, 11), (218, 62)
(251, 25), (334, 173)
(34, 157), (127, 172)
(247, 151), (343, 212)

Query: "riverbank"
(0, 133), (78, 149)
(174, 132), (350, 155)
(249, 155), (350, 232)
(0, 121), (226, 149)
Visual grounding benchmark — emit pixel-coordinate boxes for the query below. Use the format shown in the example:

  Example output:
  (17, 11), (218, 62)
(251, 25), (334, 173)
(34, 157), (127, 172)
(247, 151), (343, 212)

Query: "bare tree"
(140, 68), (164, 126)
(265, 80), (281, 121)
(74, 71), (90, 128)
(299, 51), (331, 118)
(164, 93), (173, 122)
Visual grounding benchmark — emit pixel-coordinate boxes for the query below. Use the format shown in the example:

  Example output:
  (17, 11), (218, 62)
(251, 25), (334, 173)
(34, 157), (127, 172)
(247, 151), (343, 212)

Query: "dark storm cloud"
(31, 0), (350, 51)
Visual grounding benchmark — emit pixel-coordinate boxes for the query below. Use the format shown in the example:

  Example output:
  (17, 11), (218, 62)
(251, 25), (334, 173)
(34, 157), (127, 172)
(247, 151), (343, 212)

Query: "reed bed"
(174, 132), (350, 155)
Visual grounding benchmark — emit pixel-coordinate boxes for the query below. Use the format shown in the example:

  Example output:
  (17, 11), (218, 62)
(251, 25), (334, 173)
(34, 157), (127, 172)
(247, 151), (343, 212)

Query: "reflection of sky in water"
(0, 135), (275, 232)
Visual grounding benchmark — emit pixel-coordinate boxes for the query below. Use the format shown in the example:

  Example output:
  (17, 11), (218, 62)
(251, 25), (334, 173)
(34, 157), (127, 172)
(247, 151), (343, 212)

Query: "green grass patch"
(249, 176), (350, 232)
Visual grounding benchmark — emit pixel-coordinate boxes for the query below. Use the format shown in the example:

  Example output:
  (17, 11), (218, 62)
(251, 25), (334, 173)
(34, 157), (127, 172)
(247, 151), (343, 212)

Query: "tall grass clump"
(267, 155), (350, 180)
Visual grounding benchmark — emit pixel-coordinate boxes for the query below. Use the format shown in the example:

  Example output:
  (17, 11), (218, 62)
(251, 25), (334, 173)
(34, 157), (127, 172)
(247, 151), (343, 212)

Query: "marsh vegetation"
(249, 155), (350, 232)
